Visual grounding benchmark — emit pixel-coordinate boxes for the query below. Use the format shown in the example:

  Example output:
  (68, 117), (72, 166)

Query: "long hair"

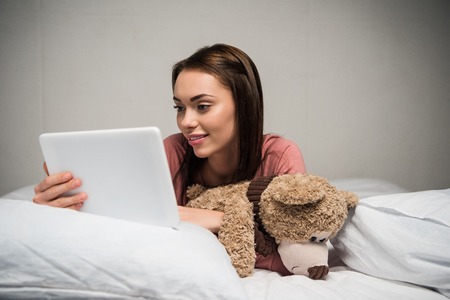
(172, 44), (264, 196)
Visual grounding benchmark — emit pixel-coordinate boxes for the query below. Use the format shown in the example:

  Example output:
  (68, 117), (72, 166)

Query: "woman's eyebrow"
(173, 94), (214, 102)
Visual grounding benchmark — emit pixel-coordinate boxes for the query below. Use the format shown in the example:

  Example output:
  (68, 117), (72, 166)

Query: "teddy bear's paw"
(307, 265), (329, 280)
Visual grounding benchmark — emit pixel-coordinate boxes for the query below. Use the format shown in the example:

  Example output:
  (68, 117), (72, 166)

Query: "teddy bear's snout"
(310, 231), (331, 243)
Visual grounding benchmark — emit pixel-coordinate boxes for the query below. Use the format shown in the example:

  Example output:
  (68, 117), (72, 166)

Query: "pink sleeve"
(163, 134), (186, 205)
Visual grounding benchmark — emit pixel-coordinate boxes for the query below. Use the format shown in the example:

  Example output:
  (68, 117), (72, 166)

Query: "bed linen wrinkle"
(357, 201), (449, 227)
(77, 256), (136, 293)
(4, 236), (139, 296)
(0, 287), (151, 299)
(16, 241), (91, 287)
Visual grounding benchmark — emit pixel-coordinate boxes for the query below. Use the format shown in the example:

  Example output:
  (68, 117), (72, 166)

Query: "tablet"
(39, 127), (180, 228)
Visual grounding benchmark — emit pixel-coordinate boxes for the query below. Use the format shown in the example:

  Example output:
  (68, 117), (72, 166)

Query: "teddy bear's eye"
(310, 236), (327, 243)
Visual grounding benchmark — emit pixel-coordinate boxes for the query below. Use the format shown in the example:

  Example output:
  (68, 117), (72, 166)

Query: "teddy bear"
(186, 173), (358, 279)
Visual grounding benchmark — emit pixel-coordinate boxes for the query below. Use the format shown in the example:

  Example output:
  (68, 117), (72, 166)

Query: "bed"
(1, 178), (449, 299)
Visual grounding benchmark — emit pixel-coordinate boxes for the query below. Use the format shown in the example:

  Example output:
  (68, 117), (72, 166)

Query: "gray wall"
(1, 0), (449, 195)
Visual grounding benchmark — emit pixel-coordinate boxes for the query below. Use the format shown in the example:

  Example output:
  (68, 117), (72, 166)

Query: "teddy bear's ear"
(186, 184), (207, 200)
(263, 174), (328, 205)
(339, 190), (359, 208)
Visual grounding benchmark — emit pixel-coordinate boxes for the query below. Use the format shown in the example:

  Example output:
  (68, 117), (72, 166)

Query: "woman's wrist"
(178, 206), (224, 233)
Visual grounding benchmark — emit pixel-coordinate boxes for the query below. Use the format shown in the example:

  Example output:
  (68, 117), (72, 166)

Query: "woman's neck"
(201, 153), (238, 187)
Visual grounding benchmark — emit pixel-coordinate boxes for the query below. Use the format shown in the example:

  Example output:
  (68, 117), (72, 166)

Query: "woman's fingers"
(34, 172), (73, 194)
(33, 172), (87, 208)
(68, 202), (85, 210)
(45, 193), (88, 210)
(43, 162), (49, 176)
(33, 176), (78, 203)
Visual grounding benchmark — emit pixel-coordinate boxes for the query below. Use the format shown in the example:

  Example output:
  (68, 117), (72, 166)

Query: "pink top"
(164, 133), (306, 275)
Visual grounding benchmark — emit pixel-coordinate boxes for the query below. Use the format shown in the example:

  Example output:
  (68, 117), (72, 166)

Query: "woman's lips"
(186, 134), (208, 146)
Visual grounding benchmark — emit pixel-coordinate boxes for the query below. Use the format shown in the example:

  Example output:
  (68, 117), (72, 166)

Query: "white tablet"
(39, 127), (180, 228)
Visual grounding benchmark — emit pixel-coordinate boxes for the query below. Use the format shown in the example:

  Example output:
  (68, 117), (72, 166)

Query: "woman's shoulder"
(164, 133), (187, 149)
(259, 133), (306, 175)
(164, 133), (186, 158)
(164, 132), (184, 144)
(262, 133), (299, 150)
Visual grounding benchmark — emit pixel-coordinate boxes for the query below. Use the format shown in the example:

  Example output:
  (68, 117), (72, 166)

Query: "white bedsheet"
(243, 267), (446, 300)
(1, 179), (448, 300)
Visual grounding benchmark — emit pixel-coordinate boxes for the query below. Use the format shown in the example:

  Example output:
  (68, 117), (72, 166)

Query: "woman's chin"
(192, 148), (209, 159)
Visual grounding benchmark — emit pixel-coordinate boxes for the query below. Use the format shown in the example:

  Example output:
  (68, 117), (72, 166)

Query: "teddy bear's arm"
(254, 225), (277, 256)
(218, 195), (256, 277)
(247, 175), (278, 256)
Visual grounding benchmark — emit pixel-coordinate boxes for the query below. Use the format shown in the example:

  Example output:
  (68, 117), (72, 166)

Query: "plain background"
(1, 0), (449, 196)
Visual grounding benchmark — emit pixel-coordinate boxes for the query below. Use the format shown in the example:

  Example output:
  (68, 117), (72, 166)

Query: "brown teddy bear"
(186, 173), (359, 279)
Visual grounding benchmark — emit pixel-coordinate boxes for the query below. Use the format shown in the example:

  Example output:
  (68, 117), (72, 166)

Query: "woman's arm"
(178, 206), (224, 233)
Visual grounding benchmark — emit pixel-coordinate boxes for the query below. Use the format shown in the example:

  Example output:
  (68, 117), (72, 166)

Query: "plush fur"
(186, 173), (358, 278)
(187, 182), (256, 277)
(260, 175), (358, 243)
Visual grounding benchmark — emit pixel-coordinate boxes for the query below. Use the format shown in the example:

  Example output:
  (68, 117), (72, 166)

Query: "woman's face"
(173, 69), (237, 160)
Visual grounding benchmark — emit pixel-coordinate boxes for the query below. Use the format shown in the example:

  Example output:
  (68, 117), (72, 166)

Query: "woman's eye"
(197, 104), (210, 111)
(173, 105), (185, 112)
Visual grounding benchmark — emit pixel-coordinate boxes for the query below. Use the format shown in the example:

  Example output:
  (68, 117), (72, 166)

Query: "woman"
(33, 43), (306, 274)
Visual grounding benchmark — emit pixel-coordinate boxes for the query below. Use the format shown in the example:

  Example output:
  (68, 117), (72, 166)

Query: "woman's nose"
(180, 109), (198, 129)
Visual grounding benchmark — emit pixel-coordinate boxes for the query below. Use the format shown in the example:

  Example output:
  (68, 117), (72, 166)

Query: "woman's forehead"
(173, 70), (230, 99)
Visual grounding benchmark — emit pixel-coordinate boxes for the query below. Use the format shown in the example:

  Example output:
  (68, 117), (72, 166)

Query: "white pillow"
(0, 199), (247, 300)
(331, 189), (450, 297)
(1, 184), (36, 201)
(329, 178), (409, 199)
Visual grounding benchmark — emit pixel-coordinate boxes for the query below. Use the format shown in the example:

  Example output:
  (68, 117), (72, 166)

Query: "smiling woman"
(170, 44), (266, 192)
(173, 70), (237, 175)
(33, 43), (307, 275)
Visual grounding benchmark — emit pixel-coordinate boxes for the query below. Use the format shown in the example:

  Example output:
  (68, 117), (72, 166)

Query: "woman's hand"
(178, 206), (224, 234)
(33, 162), (87, 210)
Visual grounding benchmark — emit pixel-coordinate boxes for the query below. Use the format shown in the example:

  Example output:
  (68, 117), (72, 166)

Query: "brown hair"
(172, 44), (264, 196)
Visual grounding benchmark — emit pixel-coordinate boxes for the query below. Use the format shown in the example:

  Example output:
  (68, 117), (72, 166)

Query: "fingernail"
(72, 178), (81, 188)
(63, 173), (72, 181)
